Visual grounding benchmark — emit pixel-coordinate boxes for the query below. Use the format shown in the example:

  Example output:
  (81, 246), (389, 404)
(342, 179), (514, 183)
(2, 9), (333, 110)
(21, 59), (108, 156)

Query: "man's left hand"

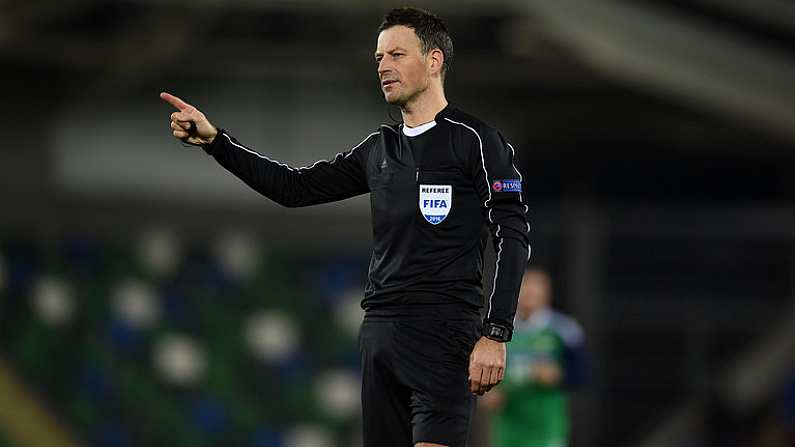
(468, 336), (506, 395)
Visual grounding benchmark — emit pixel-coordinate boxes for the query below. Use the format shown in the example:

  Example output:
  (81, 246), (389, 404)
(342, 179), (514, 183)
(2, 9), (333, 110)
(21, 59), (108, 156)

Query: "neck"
(400, 82), (448, 127)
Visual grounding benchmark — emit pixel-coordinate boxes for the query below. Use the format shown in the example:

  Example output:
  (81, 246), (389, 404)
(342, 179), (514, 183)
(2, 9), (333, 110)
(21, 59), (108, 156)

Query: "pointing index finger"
(160, 91), (192, 111)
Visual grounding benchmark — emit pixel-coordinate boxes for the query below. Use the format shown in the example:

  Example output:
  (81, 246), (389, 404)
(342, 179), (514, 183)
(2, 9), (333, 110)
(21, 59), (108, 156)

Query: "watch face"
(486, 324), (507, 341)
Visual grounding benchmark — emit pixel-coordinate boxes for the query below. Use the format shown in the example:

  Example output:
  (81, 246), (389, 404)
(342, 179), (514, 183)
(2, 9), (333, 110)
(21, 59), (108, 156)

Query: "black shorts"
(359, 313), (481, 447)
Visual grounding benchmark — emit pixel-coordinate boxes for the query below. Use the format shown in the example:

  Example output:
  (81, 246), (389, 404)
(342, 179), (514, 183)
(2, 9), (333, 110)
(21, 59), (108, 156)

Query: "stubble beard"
(384, 80), (429, 109)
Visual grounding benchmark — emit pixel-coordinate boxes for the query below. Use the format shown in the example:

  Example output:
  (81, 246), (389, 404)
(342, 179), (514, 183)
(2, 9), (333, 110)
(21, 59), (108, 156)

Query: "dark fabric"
(202, 105), (529, 330)
(359, 315), (481, 447)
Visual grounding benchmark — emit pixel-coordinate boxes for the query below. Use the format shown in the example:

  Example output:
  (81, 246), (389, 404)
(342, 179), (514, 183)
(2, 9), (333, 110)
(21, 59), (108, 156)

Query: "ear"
(428, 48), (445, 77)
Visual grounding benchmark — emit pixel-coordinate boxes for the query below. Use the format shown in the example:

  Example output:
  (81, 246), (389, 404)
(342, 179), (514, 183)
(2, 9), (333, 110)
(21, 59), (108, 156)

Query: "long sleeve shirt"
(202, 105), (530, 330)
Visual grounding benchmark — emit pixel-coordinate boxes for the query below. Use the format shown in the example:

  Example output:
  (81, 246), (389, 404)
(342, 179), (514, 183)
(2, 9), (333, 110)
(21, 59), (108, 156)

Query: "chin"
(384, 93), (406, 106)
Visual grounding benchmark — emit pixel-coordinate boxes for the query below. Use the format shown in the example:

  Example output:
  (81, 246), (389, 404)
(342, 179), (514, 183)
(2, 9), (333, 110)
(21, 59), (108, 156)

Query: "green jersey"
(492, 309), (583, 447)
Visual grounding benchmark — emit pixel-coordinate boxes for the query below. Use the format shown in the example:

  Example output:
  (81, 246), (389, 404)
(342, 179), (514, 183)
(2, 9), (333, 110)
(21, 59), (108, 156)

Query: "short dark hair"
(378, 7), (454, 78)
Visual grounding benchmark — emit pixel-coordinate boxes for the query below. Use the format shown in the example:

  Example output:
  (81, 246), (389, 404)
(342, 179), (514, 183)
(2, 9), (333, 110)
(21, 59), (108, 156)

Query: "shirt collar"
(402, 120), (437, 137)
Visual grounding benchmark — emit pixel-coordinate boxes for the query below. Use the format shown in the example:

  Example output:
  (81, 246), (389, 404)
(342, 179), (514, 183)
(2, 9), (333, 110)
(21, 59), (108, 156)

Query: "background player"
(482, 266), (586, 447)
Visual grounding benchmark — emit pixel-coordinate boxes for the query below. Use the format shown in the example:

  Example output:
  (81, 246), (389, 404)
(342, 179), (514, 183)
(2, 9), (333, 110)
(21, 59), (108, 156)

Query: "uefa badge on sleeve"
(419, 184), (452, 225)
(492, 179), (522, 193)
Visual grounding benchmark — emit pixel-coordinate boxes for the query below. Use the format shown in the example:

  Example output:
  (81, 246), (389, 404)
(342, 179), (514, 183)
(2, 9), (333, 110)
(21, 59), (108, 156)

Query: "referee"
(161, 7), (529, 447)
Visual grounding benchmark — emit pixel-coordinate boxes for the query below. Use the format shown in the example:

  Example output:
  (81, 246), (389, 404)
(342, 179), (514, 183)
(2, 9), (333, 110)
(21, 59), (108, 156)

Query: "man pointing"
(161, 7), (529, 447)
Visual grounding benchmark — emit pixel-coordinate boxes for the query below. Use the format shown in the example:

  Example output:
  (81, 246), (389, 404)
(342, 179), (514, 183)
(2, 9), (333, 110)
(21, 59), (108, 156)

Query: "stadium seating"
(0, 231), (369, 447)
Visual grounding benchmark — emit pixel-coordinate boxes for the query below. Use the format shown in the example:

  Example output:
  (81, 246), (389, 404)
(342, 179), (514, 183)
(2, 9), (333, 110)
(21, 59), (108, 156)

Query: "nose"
(377, 58), (391, 78)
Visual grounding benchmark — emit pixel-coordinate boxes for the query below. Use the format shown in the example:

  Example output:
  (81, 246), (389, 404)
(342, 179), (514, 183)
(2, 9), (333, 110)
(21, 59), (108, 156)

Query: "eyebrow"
(374, 46), (409, 57)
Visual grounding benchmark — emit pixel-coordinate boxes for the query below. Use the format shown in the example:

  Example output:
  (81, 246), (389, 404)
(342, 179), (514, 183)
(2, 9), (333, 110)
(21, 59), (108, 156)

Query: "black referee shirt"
(202, 105), (530, 331)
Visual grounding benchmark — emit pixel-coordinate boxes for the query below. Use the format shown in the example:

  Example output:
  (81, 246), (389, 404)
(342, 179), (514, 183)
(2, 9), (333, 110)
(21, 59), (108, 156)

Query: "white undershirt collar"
(402, 120), (437, 137)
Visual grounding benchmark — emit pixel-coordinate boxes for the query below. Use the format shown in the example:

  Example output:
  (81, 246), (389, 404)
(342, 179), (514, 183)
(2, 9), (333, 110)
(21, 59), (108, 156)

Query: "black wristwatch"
(483, 321), (512, 342)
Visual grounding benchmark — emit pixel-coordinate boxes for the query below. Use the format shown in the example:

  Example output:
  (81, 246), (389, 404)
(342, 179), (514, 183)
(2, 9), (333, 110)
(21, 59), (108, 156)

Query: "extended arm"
(204, 130), (374, 207)
(161, 91), (374, 207)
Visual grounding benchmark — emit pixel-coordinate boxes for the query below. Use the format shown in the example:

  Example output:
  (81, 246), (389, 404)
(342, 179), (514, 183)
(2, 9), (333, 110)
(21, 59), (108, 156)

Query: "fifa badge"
(418, 184), (452, 225)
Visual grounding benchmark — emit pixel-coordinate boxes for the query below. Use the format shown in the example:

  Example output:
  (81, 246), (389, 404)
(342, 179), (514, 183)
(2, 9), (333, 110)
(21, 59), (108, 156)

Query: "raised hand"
(160, 91), (218, 146)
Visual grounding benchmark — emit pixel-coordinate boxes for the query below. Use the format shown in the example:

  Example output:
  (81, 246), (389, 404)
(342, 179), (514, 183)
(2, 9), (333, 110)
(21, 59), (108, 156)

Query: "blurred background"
(1, 0), (795, 446)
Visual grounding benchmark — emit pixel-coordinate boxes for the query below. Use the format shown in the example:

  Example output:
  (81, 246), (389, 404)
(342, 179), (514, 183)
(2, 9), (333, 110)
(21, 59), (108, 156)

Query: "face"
(517, 270), (552, 321)
(375, 25), (436, 106)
